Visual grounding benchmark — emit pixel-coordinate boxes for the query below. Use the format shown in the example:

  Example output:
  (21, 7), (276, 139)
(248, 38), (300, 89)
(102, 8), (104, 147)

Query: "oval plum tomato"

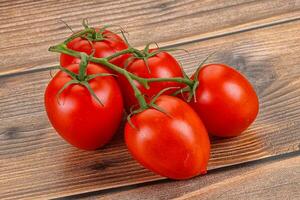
(44, 63), (123, 150)
(119, 49), (185, 109)
(190, 64), (259, 137)
(60, 29), (128, 67)
(125, 95), (210, 180)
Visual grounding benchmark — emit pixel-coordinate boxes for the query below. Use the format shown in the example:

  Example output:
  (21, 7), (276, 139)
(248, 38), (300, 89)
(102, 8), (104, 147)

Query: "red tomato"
(119, 49), (185, 109)
(190, 64), (259, 137)
(60, 30), (128, 67)
(44, 63), (123, 150)
(125, 95), (210, 180)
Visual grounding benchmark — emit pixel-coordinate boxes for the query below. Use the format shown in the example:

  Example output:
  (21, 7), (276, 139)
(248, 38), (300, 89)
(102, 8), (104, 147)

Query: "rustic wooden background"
(0, 0), (300, 199)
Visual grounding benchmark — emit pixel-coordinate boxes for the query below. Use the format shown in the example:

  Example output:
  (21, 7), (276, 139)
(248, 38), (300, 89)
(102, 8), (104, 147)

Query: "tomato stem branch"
(147, 77), (194, 87)
(97, 61), (149, 109)
(78, 53), (89, 81)
(49, 43), (194, 109)
(106, 48), (133, 60)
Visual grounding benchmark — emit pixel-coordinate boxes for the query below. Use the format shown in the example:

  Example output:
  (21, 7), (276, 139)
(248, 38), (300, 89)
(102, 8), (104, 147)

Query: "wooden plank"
(1, 20), (300, 199)
(1, 0), (300, 75)
(78, 153), (300, 199)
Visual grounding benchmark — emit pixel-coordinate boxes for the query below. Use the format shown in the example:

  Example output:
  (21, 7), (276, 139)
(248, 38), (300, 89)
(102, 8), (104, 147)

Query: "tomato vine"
(48, 22), (210, 120)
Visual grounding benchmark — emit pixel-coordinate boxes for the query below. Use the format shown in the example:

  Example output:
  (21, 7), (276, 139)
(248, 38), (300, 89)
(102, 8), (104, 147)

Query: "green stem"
(97, 61), (148, 109)
(106, 48), (134, 60)
(52, 45), (194, 88)
(78, 53), (89, 81)
(49, 44), (194, 109)
(50, 44), (147, 85)
(132, 49), (145, 58)
(172, 86), (191, 96)
(147, 77), (194, 87)
(125, 71), (148, 109)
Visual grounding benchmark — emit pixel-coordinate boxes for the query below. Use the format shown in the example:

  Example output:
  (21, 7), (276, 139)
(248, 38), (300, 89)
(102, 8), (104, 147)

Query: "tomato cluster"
(45, 23), (259, 180)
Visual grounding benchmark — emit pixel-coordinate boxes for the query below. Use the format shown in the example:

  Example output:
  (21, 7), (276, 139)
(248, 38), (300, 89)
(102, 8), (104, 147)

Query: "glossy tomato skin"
(190, 64), (259, 137)
(60, 30), (129, 68)
(44, 63), (123, 150)
(125, 95), (210, 180)
(119, 50), (185, 109)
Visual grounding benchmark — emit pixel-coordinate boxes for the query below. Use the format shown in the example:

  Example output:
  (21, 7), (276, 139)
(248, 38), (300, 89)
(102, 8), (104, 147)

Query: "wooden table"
(0, 0), (300, 199)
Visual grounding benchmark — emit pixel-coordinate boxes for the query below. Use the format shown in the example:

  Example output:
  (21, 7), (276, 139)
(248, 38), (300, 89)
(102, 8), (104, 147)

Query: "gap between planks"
(56, 151), (300, 200)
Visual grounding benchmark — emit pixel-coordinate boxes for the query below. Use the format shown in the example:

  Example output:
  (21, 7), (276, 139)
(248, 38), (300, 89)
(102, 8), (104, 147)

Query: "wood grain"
(1, 0), (300, 75)
(78, 153), (300, 200)
(0, 20), (300, 199)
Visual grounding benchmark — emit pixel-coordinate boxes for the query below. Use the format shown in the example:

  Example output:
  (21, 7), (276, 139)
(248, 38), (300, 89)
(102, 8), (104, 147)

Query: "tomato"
(190, 64), (259, 137)
(125, 95), (210, 180)
(44, 63), (123, 150)
(60, 29), (128, 68)
(119, 49), (185, 109)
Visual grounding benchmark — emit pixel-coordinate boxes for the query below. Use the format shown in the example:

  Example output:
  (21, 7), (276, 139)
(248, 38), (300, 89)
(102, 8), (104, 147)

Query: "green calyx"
(127, 87), (177, 130)
(56, 53), (115, 106)
(124, 42), (190, 74)
(173, 52), (216, 102)
(62, 19), (108, 45)
(132, 42), (158, 58)
(126, 42), (163, 73)
(81, 19), (106, 42)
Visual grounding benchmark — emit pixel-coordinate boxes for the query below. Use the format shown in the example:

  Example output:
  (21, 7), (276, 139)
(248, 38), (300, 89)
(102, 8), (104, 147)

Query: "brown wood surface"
(1, 0), (300, 75)
(1, 17), (300, 199)
(78, 153), (300, 200)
